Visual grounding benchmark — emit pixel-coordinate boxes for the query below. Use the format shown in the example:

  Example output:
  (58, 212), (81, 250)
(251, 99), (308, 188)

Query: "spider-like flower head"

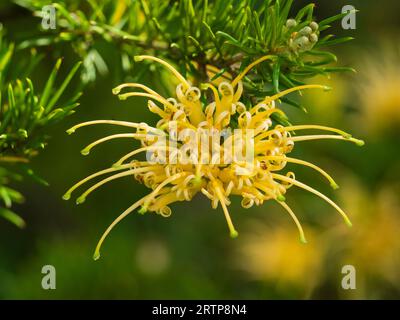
(65, 55), (364, 260)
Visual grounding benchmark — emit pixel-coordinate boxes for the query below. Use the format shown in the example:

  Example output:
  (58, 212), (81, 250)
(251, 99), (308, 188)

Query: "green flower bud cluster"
(286, 19), (319, 53)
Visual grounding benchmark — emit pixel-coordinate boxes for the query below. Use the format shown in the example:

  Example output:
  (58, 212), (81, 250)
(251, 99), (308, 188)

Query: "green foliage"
(0, 26), (81, 226)
(15, 0), (353, 107)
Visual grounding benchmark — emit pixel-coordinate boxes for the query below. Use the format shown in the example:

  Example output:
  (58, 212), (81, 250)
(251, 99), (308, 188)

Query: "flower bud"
(286, 19), (297, 28)
(309, 21), (319, 31)
(309, 33), (318, 43)
(299, 26), (312, 36)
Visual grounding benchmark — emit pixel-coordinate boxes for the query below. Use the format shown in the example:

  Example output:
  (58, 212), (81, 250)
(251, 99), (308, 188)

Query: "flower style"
(64, 55), (364, 260)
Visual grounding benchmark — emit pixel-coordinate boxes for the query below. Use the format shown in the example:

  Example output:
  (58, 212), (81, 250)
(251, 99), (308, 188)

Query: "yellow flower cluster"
(64, 55), (364, 260)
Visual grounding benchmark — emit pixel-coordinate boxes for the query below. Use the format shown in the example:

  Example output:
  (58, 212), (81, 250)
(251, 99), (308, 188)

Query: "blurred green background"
(1, 0), (400, 299)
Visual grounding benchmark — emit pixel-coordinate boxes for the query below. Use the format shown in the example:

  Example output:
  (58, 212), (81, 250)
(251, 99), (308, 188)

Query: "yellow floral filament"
(76, 166), (160, 204)
(63, 163), (140, 200)
(253, 182), (283, 201)
(113, 144), (180, 167)
(272, 173), (352, 227)
(214, 182), (238, 238)
(263, 84), (330, 105)
(81, 133), (145, 155)
(93, 197), (146, 261)
(112, 83), (163, 97)
(277, 200), (307, 244)
(117, 92), (177, 111)
(134, 55), (191, 89)
(290, 135), (365, 146)
(231, 55), (275, 87)
(255, 124), (351, 141)
(67, 120), (165, 136)
(258, 156), (338, 189)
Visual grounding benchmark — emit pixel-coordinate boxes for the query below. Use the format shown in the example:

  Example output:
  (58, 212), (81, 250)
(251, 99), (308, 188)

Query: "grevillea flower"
(64, 55), (364, 260)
